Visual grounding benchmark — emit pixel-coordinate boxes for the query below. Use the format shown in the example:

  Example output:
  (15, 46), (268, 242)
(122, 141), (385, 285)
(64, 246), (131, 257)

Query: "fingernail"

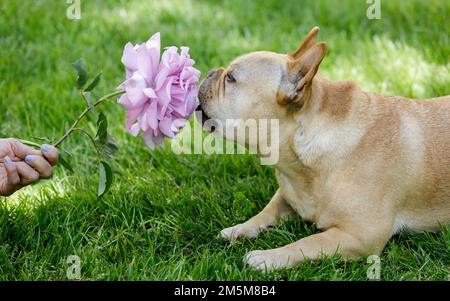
(4, 156), (12, 165)
(41, 144), (51, 153)
(25, 155), (33, 163)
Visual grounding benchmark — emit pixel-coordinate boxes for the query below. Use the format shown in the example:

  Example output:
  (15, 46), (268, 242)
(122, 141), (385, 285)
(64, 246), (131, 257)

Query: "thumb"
(40, 144), (59, 166)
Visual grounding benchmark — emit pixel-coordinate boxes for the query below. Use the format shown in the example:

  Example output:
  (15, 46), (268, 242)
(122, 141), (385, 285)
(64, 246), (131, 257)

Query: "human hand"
(0, 138), (58, 196)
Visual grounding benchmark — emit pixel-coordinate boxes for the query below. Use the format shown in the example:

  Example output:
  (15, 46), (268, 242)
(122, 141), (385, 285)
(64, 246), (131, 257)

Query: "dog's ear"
(278, 42), (327, 105)
(288, 26), (320, 60)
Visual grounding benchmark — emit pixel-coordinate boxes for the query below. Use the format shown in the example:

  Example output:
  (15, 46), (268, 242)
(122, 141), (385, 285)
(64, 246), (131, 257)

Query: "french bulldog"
(198, 27), (450, 271)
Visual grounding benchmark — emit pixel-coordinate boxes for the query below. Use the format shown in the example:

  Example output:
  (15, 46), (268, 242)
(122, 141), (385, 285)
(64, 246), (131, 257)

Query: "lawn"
(0, 0), (449, 280)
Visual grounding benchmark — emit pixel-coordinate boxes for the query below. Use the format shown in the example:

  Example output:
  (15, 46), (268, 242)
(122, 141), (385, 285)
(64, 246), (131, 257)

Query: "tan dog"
(198, 27), (450, 271)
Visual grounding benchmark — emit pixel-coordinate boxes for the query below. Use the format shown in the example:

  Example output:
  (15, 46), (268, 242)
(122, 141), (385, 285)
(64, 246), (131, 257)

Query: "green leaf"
(31, 136), (52, 143)
(72, 59), (89, 89)
(17, 139), (41, 148)
(94, 112), (118, 161)
(95, 111), (108, 144)
(58, 147), (73, 158)
(106, 134), (119, 154)
(98, 160), (112, 197)
(98, 134), (118, 162)
(83, 92), (95, 113)
(59, 154), (74, 173)
(85, 71), (102, 92)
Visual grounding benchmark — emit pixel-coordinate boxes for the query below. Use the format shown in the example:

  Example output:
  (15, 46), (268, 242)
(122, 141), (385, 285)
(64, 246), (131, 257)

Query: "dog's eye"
(226, 73), (236, 83)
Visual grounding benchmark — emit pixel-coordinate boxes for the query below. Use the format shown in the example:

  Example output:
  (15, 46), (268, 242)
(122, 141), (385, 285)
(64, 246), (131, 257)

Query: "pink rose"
(118, 33), (201, 149)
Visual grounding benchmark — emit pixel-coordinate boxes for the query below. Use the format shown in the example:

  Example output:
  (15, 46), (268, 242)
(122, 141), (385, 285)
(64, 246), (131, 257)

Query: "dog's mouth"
(195, 104), (210, 124)
(195, 104), (216, 132)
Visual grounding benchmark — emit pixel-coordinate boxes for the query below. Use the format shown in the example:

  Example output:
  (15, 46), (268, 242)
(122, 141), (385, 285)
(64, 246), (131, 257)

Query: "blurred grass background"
(0, 0), (448, 280)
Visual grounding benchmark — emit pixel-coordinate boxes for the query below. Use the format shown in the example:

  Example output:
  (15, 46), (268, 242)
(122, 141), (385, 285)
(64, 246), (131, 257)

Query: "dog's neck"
(274, 75), (366, 172)
(301, 75), (360, 124)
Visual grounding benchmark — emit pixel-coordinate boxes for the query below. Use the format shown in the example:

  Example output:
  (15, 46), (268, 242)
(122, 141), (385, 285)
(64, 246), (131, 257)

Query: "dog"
(197, 27), (450, 271)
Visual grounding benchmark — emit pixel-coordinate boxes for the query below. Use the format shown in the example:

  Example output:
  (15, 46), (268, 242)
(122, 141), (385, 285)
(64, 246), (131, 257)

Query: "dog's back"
(376, 95), (450, 232)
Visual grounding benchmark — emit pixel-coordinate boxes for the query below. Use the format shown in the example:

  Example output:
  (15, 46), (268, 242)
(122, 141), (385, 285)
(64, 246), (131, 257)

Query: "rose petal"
(155, 67), (170, 90)
(121, 42), (137, 71)
(180, 47), (189, 58)
(148, 101), (158, 130)
(171, 118), (186, 132)
(142, 129), (164, 149)
(124, 72), (148, 106)
(129, 123), (141, 136)
(118, 94), (131, 106)
(156, 77), (174, 119)
(161, 46), (178, 69)
(141, 130), (156, 149)
(143, 88), (157, 98)
(126, 106), (144, 127)
(136, 45), (154, 82)
(159, 117), (176, 138)
(146, 32), (160, 47)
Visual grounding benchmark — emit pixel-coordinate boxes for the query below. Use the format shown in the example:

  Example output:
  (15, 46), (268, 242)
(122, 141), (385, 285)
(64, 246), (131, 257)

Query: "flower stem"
(71, 128), (102, 160)
(53, 90), (125, 147)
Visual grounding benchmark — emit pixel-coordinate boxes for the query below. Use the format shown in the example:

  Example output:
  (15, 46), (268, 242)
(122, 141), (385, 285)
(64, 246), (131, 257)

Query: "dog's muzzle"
(195, 104), (217, 132)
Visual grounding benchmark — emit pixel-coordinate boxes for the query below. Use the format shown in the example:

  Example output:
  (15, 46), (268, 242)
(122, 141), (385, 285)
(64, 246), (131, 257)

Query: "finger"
(8, 138), (40, 159)
(40, 144), (59, 166)
(15, 161), (40, 186)
(24, 155), (53, 178)
(3, 156), (21, 194)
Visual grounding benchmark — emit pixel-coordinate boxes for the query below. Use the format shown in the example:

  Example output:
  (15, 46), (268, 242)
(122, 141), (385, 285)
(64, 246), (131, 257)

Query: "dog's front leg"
(244, 227), (381, 271)
(220, 189), (295, 240)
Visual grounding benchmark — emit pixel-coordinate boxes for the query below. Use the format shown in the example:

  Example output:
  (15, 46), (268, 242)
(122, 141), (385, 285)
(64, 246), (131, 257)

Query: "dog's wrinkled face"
(198, 51), (288, 124)
(197, 52), (292, 150)
(197, 27), (327, 147)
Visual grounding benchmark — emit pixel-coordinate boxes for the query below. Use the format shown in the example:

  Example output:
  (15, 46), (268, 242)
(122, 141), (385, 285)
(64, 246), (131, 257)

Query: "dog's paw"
(244, 249), (292, 272)
(219, 223), (260, 241)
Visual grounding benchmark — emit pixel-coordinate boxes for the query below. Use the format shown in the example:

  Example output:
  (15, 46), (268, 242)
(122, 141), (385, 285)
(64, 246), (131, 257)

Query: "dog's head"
(198, 27), (327, 144)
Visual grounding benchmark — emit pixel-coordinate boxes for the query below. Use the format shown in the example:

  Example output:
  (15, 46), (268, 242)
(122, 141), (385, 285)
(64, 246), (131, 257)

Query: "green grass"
(0, 0), (449, 280)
